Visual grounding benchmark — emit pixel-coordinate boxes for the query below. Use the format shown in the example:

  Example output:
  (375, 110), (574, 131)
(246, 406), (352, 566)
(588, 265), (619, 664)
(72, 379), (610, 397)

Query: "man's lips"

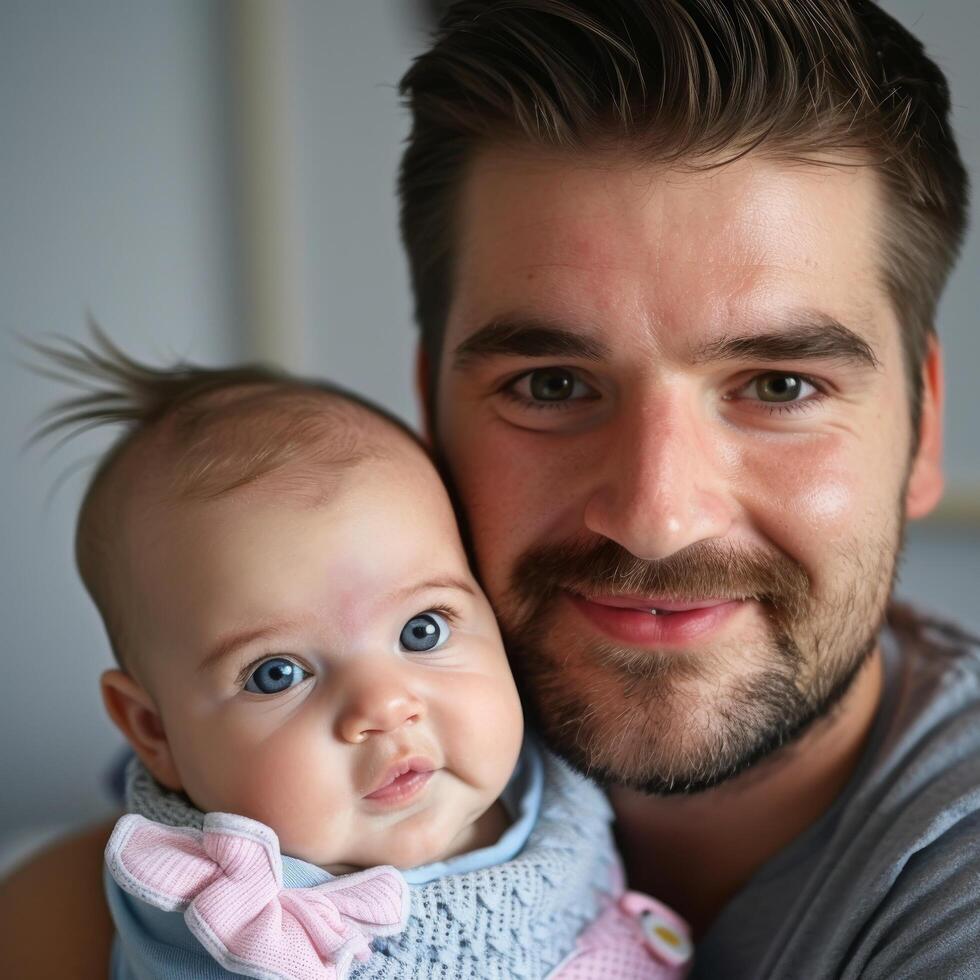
(568, 592), (746, 647)
(363, 757), (436, 805)
(582, 595), (737, 613)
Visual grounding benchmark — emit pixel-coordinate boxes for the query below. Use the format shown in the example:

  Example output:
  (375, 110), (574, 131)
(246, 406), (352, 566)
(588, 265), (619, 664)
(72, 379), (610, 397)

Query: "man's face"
(432, 146), (941, 792)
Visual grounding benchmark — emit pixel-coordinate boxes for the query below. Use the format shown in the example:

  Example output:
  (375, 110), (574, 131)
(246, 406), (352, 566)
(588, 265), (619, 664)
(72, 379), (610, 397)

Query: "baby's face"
(127, 445), (524, 871)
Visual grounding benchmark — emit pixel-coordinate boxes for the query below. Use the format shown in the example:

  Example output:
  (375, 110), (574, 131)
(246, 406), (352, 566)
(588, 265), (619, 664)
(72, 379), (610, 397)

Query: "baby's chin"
(318, 860), (362, 876)
(309, 827), (461, 874)
(299, 801), (510, 874)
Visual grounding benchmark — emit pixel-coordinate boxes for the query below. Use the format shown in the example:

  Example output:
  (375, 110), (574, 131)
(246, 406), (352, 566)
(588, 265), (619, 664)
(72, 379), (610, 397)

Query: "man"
(397, 1), (977, 975)
(2, 1), (976, 976)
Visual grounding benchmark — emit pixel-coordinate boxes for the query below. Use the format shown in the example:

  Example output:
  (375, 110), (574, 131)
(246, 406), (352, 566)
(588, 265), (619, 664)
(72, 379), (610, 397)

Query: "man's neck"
(609, 649), (884, 936)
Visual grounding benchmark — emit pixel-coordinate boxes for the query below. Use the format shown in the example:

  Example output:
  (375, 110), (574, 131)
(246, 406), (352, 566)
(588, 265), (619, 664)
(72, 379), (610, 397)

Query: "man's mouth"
(582, 595), (738, 614)
(363, 757), (437, 806)
(567, 591), (746, 646)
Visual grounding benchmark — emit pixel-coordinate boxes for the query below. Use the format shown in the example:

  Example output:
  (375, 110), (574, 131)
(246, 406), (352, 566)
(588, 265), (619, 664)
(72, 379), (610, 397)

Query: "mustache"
(508, 537), (811, 622)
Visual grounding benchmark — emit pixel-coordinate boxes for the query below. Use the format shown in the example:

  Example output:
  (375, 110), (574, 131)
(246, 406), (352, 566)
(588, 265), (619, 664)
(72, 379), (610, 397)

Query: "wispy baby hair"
(33, 323), (418, 667)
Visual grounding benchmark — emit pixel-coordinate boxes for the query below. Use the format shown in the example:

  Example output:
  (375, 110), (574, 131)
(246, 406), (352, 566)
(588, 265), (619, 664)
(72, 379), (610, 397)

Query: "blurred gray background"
(1, 1), (977, 869)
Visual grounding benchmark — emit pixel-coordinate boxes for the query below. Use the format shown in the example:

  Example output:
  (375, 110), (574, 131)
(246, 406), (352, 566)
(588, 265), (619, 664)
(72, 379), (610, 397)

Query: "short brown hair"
(399, 0), (969, 424)
(34, 327), (419, 665)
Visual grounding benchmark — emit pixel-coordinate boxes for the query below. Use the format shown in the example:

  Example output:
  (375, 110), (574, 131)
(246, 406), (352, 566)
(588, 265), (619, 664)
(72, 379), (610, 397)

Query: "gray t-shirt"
(693, 610), (980, 978)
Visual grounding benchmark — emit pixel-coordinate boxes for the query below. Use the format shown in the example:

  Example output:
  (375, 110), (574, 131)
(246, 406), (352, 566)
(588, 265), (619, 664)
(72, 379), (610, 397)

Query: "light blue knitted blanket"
(107, 746), (621, 979)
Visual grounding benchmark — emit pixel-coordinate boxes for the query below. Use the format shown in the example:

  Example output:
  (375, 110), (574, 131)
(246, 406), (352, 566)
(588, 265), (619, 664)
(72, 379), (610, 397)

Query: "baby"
(43, 336), (691, 979)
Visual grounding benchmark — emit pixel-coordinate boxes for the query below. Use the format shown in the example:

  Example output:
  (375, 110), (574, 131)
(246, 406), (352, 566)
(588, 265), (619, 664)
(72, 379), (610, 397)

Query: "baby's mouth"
(363, 757), (437, 805)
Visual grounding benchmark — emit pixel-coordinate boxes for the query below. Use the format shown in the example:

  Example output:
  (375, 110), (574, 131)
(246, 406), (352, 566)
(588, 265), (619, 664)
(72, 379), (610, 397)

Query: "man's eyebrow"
(199, 624), (292, 673)
(452, 316), (610, 369)
(385, 576), (477, 605)
(691, 317), (880, 369)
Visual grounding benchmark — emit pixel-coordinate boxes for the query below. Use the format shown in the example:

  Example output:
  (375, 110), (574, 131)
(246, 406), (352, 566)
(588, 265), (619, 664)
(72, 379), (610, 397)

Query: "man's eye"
(740, 373), (817, 403)
(399, 611), (451, 653)
(244, 658), (310, 695)
(509, 367), (595, 404)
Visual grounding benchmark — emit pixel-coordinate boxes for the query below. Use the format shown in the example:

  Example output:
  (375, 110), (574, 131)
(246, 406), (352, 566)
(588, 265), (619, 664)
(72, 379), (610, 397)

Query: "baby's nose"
(336, 674), (425, 743)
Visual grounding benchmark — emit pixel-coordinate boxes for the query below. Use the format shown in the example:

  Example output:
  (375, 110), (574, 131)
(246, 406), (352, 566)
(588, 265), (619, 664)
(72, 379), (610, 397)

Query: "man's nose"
(583, 391), (736, 560)
(335, 665), (425, 744)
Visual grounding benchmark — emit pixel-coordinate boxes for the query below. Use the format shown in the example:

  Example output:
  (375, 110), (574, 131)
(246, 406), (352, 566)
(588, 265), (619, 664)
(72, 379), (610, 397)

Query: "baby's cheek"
(180, 723), (341, 834)
(234, 753), (310, 818)
(443, 669), (524, 795)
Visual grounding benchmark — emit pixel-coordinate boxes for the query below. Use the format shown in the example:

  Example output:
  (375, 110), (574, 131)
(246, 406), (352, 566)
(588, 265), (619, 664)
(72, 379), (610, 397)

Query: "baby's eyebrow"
(199, 579), (477, 672)
(198, 624), (291, 673)
(384, 576), (478, 605)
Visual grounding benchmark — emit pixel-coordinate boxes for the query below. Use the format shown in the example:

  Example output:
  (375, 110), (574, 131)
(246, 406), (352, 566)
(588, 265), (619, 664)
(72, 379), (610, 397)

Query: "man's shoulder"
(861, 605), (980, 837)
(871, 602), (980, 853)
(715, 609), (980, 979)
(887, 601), (980, 675)
(885, 603), (980, 756)
(778, 607), (980, 977)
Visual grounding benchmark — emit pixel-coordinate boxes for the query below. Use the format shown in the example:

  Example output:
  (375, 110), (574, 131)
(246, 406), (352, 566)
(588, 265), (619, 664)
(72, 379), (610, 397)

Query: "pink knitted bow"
(106, 812), (411, 980)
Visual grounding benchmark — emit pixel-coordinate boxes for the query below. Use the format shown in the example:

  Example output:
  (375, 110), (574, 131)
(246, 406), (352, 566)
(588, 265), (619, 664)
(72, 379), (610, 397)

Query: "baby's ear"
(101, 669), (183, 791)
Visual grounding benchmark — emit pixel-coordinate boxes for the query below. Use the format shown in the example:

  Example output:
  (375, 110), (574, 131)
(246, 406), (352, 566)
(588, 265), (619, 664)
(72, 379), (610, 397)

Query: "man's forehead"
(448, 144), (890, 354)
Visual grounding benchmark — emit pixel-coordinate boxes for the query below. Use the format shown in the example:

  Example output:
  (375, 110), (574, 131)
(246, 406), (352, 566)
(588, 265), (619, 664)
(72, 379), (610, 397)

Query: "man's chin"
(506, 626), (875, 796)
(498, 530), (894, 794)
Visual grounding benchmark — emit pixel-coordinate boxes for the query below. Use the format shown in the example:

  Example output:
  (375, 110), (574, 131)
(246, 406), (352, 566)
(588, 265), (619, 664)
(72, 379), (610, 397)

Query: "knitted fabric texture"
(107, 812), (411, 979)
(116, 752), (622, 979)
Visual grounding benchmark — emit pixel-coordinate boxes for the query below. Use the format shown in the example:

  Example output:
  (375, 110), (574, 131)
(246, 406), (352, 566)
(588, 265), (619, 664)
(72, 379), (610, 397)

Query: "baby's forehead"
(221, 433), (440, 515)
(71, 365), (444, 672)
(129, 384), (425, 504)
(96, 387), (439, 566)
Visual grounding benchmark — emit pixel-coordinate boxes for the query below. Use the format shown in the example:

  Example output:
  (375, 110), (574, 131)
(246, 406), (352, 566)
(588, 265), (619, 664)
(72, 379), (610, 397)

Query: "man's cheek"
(745, 448), (893, 587)
(477, 445), (578, 526)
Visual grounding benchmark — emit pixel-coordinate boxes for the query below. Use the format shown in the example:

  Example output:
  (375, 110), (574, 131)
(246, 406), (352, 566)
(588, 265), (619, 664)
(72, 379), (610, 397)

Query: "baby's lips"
(363, 756), (436, 799)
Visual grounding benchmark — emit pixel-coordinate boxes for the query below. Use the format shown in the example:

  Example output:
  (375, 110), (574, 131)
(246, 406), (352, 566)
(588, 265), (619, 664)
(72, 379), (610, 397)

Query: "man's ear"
(101, 669), (183, 791)
(415, 344), (434, 446)
(905, 336), (944, 520)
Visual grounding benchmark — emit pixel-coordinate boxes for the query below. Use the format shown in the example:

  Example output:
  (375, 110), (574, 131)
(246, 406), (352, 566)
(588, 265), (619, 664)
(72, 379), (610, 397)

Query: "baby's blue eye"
(244, 658), (309, 695)
(399, 612), (450, 653)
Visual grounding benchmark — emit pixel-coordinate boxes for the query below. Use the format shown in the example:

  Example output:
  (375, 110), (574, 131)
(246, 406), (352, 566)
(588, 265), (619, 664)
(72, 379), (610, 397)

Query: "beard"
(497, 532), (898, 795)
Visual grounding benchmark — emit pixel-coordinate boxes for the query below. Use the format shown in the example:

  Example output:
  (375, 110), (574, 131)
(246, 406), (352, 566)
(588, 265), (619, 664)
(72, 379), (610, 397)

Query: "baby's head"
(52, 342), (523, 871)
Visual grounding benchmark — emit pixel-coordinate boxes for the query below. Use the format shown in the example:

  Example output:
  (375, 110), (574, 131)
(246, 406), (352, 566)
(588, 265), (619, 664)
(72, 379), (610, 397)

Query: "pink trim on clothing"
(106, 812), (410, 980)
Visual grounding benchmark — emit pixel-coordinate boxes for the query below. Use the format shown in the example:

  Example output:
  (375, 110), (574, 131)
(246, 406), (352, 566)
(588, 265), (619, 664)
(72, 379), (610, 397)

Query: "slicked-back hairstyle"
(33, 327), (420, 667)
(399, 0), (969, 424)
